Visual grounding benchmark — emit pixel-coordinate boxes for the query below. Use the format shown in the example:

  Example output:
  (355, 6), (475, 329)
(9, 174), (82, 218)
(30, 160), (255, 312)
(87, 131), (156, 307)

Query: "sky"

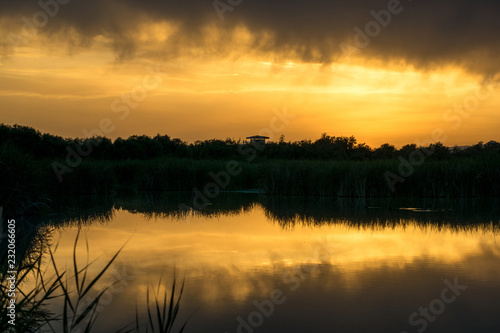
(1, 0), (499, 147)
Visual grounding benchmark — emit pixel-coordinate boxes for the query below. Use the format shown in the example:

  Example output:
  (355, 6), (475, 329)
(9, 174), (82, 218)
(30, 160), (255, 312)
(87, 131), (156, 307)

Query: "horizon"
(1, 1), (500, 148)
(2, 122), (498, 149)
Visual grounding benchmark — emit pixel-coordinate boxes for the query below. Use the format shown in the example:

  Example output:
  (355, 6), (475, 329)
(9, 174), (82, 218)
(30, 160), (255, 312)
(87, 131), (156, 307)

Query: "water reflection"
(46, 193), (500, 228)
(6, 194), (500, 333)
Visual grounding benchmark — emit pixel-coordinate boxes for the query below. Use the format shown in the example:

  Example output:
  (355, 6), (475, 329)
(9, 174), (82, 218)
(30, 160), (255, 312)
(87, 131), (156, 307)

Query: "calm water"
(29, 195), (500, 332)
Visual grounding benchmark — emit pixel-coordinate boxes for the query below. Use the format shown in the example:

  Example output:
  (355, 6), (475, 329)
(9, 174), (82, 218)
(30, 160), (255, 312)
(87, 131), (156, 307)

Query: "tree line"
(1, 124), (499, 161)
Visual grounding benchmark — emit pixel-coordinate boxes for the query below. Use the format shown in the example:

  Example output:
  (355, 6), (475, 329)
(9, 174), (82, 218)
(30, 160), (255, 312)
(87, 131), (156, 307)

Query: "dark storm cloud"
(1, 0), (499, 73)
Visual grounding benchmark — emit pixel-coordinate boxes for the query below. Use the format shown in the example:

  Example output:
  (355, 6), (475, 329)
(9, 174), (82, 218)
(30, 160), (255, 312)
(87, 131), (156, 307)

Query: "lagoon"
(13, 195), (500, 333)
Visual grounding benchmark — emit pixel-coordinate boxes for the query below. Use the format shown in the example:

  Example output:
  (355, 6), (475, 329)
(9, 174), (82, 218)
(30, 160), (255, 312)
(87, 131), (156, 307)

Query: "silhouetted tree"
(426, 142), (450, 160)
(0, 124), (497, 163)
(374, 143), (397, 159)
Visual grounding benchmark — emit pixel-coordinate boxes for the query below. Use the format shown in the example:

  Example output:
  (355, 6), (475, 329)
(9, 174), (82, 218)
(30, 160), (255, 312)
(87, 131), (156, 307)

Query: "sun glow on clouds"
(0, 28), (498, 145)
(136, 22), (179, 43)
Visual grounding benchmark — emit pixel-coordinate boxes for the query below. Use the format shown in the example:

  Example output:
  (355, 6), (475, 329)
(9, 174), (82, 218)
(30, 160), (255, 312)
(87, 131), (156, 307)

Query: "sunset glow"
(41, 206), (499, 303)
(3, 2), (500, 332)
(1, 0), (499, 146)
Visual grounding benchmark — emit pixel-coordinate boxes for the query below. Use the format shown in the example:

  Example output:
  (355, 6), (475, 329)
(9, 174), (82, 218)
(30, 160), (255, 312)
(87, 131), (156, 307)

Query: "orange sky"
(1, 6), (499, 147)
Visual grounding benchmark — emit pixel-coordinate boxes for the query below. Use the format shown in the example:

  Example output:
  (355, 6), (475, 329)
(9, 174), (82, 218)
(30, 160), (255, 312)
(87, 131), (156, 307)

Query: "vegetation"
(2, 124), (499, 162)
(0, 228), (189, 333)
(1, 124), (499, 216)
(263, 158), (500, 197)
(25, 193), (500, 231)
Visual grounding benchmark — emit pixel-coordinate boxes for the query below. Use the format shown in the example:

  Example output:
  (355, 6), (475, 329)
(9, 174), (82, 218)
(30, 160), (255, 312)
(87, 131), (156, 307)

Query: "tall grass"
(46, 158), (264, 195)
(2, 152), (499, 216)
(0, 230), (62, 332)
(47, 156), (500, 198)
(263, 160), (395, 196)
(263, 157), (500, 197)
(0, 143), (52, 216)
(46, 230), (128, 333)
(136, 275), (189, 333)
(1, 229), (190, 333)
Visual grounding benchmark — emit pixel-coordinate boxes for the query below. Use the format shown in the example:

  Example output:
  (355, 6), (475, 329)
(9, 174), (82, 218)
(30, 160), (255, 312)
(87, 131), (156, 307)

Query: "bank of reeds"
(32, 156), (500, 198)
(2, 151), (499, 216)
(263, 157), (500, 197)
(46, 158), (264, 195)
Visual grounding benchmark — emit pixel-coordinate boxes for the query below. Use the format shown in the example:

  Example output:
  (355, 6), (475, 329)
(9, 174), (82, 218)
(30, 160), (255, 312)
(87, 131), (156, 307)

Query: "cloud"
(1, 0), (499, 74)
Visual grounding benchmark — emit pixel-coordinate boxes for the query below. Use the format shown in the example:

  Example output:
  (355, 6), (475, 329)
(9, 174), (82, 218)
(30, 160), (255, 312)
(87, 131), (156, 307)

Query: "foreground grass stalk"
(138, 274), (188, 333)
(1, 229), (189, 333)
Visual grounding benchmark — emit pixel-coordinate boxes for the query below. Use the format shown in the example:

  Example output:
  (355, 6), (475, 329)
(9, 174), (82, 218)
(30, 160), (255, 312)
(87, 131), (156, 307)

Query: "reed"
(0, 229), (189, 333)
(136, 275), (189, 333)
(2, 151), (499, 217)
(0, 231), (61, 332)
(262, 157), (500, 198)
